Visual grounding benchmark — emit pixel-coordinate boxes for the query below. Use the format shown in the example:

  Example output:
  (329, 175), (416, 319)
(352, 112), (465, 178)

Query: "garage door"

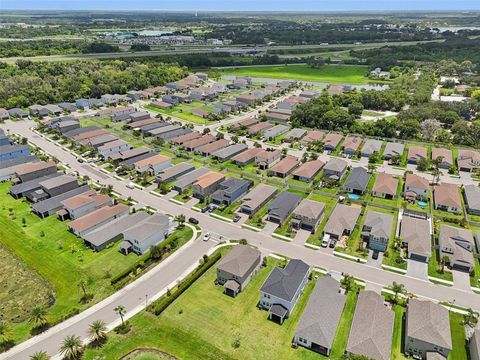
(452, 264), (471, 273)
(409, 254), (427, 263)
(301, 224), (313, 232)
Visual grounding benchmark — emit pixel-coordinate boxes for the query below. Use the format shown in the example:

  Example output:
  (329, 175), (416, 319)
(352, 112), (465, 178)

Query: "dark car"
(233, 215), (241, 223)
(372, 250), (379, 260)
(329, 239), (336, 248)
(201, 206), (209, 213)
(188, 217), (199, 225)
(77, 158), (84, 163)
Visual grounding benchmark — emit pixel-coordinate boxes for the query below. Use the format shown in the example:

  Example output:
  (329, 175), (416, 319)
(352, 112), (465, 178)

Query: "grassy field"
(84, 254), (321, 360)
(0, 182), (190, 343)
(222, 64), (370, 85)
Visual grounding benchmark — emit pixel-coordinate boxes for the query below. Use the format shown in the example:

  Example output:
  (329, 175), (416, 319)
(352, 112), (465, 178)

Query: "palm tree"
(29, 351), (50, 360)
(78, 279), (87, 299)
(0, 320), (10, 342)
(441, 255), (450, 272)
(463, 308), (479, 328)
(60, 335), (83, 360)
(29, 306), (48, 328)
(391, 282), (406, 304)
(340, 274), (355, 293)
(114, 305), (126, 326)
(175, 214), (186, 227)
(88, 320), (107, 344)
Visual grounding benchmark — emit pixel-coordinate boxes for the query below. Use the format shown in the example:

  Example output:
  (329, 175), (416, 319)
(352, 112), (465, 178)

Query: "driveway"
(163, 190), (178, 200)
(407, 259), (428, 280)
(234, 212), (249, 225)
(452, 270), (472, 291)
(262, 221), (279, 234)
(366, 250), (383, 268)
(185, 197), (200, 208)
(293, 229), (311, 245)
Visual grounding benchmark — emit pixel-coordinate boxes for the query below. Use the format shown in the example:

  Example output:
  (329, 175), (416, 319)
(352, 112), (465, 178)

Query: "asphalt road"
(2, 120), (480, 359)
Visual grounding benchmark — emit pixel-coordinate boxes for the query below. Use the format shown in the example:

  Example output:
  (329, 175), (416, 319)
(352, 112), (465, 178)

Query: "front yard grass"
(428, 248), (454, 282)
(212, 201), (241, 220)
(449, 312), (469, 360)
(84, 254), (321, 360)
(390, 305), (408, 360)
(0, 182), (140, 343)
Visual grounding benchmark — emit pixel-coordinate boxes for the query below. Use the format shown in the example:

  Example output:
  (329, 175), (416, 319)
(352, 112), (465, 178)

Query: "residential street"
(2, 119), (480, 359)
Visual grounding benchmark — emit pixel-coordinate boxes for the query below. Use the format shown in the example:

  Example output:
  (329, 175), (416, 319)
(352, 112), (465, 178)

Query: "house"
(265, 112), (290, 123)
(327, 84), (345, 96)
(342, 135), (363, 157)
(64, 125), (99, 138)
(194, 139), (229, 156)
(121, 152), (158, 169)
(263, 124), (290, 140)
(31, 185), (90, 219)
(147, 124), (182, 137)
(156, 127), (191, 141)
(211, 144), (248, 162)
(464, 185), (480, 216)
(284, 128), (307, 143)
(98, 140), (131, 158)
(156, 162), (195, 183)
(268, 155), (299, 178)
(129, 111), (150, 123)
(109, 147), (150, 162)
(292, 160), (324, 183)
(61, 190), (112, 220)
(255, 149), (282, 169)
(301, 130), (325, 144)
(9, 173), (61, 199)
(192, 171), (225, 199)
(299, 90), (320, 99)
(58, 102), (77, 112)
(438, 224), (475, 272)
(383, 142), (405, 160)
(346, 290), (394, 360)
(26, 175), (78, 203)
(341, 167), (371, 195)
(323, 158), (348, 181)
(0, 144), (30, 161)
(216, 245), (262, 297)
(291, 199), (325, 233)
(121, 214), (171, 255)
(433, 183), (461, 214)
(191, 108), (211, 118)
(183, 134), (215, 151)
(44, 104), (63, 115)
(170, 131), (201, 145)
(0, 129), (9, 146)
(293, 276), (345, 356)
(248, 121), (273, 136)
(28, 104), (50, 117)
(323, 133), (343, 152)
(0, 156), (39, 182)
(324, 204), (361, 240)
(407, 146), (428, 164)
(135, 154), (171, 175)
(8, 108), (29, 119)
(72, 128), (108, 142)
(79, 134), (118, 149)
(259, 259), (310, 324)
(173, 167), (210, 193)
(230, 117), (259, 131)
(231, 148), (264, 166)
(400, 216), (431, 262)
(0, 108), (10, 120)
(404, 173), (430, 200)
(56, 120), (80, 134)
(126, 90), (146, 101)
(405, 299), (452, 359)
(236, 94), (257, 106)
(240, 184), (278, 215)
(469, 329), (480, 360)
(362, 211), (394, 252)
(211, 178), (252, 206)
(457, 149), (480, 172)
(372, 173), (398, 199)
(15, 161), (57, 183)
(432, 148), (453, 169)
(267, 191), (302, 223)
(68, 204), (129, 237)
(361, 139), (383, 158)
(149, 100), (174, 110)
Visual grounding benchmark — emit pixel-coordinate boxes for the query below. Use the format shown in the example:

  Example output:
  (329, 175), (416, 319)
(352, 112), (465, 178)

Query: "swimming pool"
(417, 201), (428, 207)
(348, 193), (361, 200)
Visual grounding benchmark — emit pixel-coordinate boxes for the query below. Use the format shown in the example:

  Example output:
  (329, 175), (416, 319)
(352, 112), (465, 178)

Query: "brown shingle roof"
(408, 146), (427, 162)
(134, 154), (170, 169)
(343, 135), (363, 151)
(292, 160), (324, 179)
(373, 173), (398, 196)
(302, 130), (325, 144)
(15, 161), (56, 176)
(269, 155), (299, 175)
(195, 171), (225, 189)
(231, 147), (264, 163)
(323, 133), (343, 148)
(434, 183), (461, 209)
(183, 134), (215, 149)
(405, 173), (429, 190)
(68, 204), (128, 233)
(432, 148), (452, 165)
(195, 139), (229, 154)
(171, 131), (201, 145)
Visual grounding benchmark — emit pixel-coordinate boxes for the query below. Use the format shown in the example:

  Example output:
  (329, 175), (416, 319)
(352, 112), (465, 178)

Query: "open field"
(222, 64), (370, 84)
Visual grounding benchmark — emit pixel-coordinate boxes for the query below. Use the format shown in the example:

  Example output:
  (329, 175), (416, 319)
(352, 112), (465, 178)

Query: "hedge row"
(110, 252), (150, 285)
(148, 252), (222, 316)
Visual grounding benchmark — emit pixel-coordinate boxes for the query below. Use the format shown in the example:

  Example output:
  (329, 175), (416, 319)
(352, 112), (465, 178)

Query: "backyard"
(222, 64), (370, 85)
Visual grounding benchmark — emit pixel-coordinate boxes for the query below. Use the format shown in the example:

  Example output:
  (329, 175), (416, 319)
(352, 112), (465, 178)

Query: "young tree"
(88, 319), (107, 344)
(59, 335), (83, 360)
(340, 274), (356, 293)
(29, 305), (48, 328)
(463, 308), (479, 328)
(114, 305), (126, 326)
(391, 281), (406, 304)
(441, 255), (450, 272)
(175, 214), (186, 227)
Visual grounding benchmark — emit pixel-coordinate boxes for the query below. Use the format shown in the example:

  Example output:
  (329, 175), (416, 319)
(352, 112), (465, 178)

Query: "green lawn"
(84, 253), (321, 360)
(448, 312), (469, 360)
(0, 182), (140, 343)
(306, 193), (338, 245)
(222, 64), (370, 85)
(391, 305), (408, 360)
(428, 248), (454, 282)
(328, 290), (358, 359)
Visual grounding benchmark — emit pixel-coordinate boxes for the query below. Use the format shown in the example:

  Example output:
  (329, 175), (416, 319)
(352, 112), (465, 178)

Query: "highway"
(1, 119), (480, 359)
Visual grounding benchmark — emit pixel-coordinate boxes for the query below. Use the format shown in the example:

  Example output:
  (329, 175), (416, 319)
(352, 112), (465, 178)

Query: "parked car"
(203, 232), (211, 241)
(321, 234), (330, 248)
(188, 217), (199, 225)
(77, 158), (84, 163)
(372, 250), (379, 260)
(329, 239), (337, 248)
(201, 206), (209, 213)
(233, 215), (241, 223)
(126, 182), (135, 189)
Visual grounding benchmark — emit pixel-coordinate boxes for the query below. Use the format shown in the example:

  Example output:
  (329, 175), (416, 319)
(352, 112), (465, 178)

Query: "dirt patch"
(0, 244), (54, 323)
(121, 348), (179, 360)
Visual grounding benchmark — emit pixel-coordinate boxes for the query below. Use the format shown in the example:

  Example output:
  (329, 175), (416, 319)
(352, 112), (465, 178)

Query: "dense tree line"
(0, 60), (188, 108)
(351, 37), (480, 72)
(0, 40), (120, 57)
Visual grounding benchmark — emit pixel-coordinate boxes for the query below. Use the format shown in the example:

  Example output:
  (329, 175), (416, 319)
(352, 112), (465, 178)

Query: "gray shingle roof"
(324, 204), (361, 237)
(295, 276), (346, 350)
(406, 299), (452, 350)
(156, 162), (195, 183)
(464, 185), (480, 212)
(217, 245), (261, 278)
(438, 224), (475, 269)
(211, 178), (251, 203)
(241, 184), (278, 212)
(364, 211), (394, 239)
(383, 142), (405, 158)
(122, 213), (170, 243)
(400, 216), (431, 258)
(346, 290), (394, 360)
(0, 144), (29, 156)
(362, 139), (383, 155)
(268, 191), (302, 221)
(323, 158), (348, 173)
(9, 172), (62, 196)
(211, 143), (248, 160)
(260, 259), (310, 302)
(31, 185), (90, 215)
(343, 167), (371, 192)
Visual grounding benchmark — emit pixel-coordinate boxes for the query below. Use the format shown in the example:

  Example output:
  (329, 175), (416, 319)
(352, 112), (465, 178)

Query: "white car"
(126, 182), (135, 189)
(203, 232), (211, 241)
(321, 234), (330, 248)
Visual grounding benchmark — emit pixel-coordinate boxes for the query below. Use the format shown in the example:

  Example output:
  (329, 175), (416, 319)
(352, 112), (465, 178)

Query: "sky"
(1, 0), (480, 11)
